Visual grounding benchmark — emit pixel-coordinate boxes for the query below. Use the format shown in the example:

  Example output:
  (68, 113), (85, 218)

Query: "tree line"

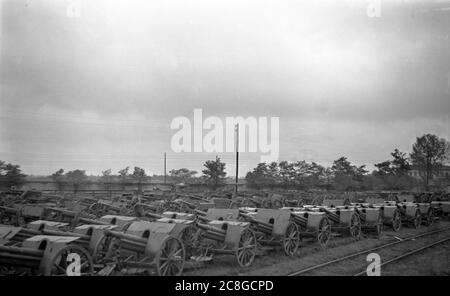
(1, 133), (449, 192)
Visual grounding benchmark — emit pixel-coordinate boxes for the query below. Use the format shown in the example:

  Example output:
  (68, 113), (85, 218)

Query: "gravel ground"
(183, 220), (450, 276)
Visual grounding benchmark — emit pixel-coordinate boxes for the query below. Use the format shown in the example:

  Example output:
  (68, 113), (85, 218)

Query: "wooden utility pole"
(235, 124), (239, 197)
(164, 152), (167, 184)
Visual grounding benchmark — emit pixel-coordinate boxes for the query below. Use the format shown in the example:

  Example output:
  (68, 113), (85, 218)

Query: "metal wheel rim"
(392, 210), (401, 232)
(236, 229), (257, 267)
(179, 225), (198, 258)
(427, 210), (433, 226)
(375, 215), (383, 237)
(317, 218), (331, 247)
(414, 210), (421, 229)
(45, 245), (94, 276)
(350, 214), (361, 238)
(155, 237), (185, 276)
(92, 234), (112, 264)
(283, 222), (299, 256)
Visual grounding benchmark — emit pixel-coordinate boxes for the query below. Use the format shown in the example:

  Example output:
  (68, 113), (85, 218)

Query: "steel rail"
(288, 226), (450, 276)
(353, 236), (450, 276)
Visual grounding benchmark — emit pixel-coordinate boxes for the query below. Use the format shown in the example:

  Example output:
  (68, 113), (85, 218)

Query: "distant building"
(407, 165), (450, 180)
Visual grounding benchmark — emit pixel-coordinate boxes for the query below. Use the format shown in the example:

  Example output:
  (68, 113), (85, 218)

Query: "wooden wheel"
(317, 217), (331, 247)
(413, 209), (421, 229)
(273, 199), (283, 209)
(179, 225), (198, 258)
(155, 236), (185, 276)
(133, 204), (145, 217)
(87, 203), (104, 217)
(92, 234), (113, 264)
(425, 209), (433, 226)
(349, 213), (361, 239)
(262, 199), (272, 209)
(283, 222), (300, 256)
(44, 244), (94, 276)
(235, 228), (257, 267)
(241, 198), (251, 207)
(374, 214), (383, 237)
(392, 209), (401, 232)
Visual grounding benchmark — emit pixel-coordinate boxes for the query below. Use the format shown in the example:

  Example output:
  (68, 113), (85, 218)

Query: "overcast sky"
(1, 0), (449, 176)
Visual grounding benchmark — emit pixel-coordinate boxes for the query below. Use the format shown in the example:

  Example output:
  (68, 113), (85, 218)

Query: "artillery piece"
(123, 218), (197, 258)
(194, 220), (257, 267)
(240, 208), (300, 256)
(42, 207), (115, 229)
(0, 205), (49, 226)
(102, 225), (186, 276)
(363, 199), (402, 232)
(317, 206), (362, 239)
(281, 207), (332, 247)
(98, 215), (138, 231)
(385, 201), (422, 229)
(134, 203), (163, 217)
(431, 201), (450, 220)
(397, 194), (434, 226)
(86, 201), (131, 217)
(0, 220), (118, 268)
(351, 205), (383, 237)
(0, 235), (93, 276)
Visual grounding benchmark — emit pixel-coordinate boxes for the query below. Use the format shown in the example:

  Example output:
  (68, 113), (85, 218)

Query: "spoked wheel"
(241, 198), (251, 208)
(262, 199), (272, 209)
(92, 234), (113, 264)
(425, 209), (433, 226)
(391, 209), (402, 232)
(273, 200), (283, 209)
(413, 210), (422, 229)
(283, 222), (300, 256)
(44, 245), (94, 276)
(312, 197), (324, 206)
(349, 214), (361, 239)
(87, 203), (104, 217)
(317, 217), (331, 247)
(235, 228), (257, 267)
(180, 203), (194, 214)
(374, 215), (383, 238)
(179, 225), (198, 259)
(133, 204), (145, 217)
(155, 236), (185, 276)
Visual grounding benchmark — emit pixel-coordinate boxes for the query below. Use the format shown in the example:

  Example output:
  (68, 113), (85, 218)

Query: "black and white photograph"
(0, 0), (449, 283)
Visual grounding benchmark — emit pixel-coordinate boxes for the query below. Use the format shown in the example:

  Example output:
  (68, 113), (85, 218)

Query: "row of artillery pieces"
(1, 196), (449, 276)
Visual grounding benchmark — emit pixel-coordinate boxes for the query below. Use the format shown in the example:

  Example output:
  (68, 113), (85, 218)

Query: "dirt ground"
(183, 220), (450, 276)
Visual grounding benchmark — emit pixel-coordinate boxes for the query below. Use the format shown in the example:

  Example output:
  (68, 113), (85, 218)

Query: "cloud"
(1, 0), (449, 174)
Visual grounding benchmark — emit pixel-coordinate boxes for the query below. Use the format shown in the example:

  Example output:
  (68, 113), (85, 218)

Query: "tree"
(100, 169), (112, 195)
(131, 166), (148, 194)
(51, 169), (65, 191)
(245, 162), (278, 189)
(202, 157), (227, 189)
(169, 168), (197, 183)
(65, 169), (87, 193)
(0, 161), (27, 189)
(373, 149), (413, 190)
(374, 161), (394, 176)
(391, 149), (411, 174)
(117, 167), (130, 190)
(410, 134), (449, 190)
(331, 157), (368, 191)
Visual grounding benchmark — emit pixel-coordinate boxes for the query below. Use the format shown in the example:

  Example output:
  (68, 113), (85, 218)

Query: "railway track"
(288, 226), (450, 276)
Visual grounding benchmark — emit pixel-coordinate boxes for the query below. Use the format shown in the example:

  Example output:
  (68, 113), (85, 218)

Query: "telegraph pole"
(164, 152), (167, 184)
(235, 124), (239, 197)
